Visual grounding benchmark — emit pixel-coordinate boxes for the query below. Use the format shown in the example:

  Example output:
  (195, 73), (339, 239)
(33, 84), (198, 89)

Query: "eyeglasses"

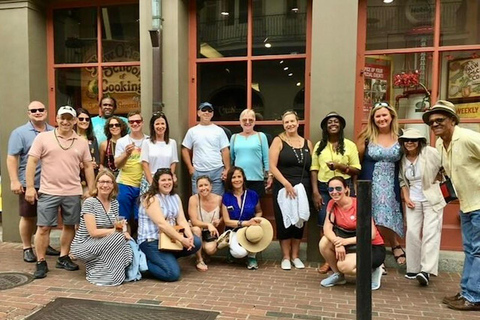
(109, 123), (121, 128)
(97, 180), (113, 185)
(128, 120), (143, 125)
(29, 108), (45, 113)
(153, 111), (165, 116)
(427, 117), (447, 126)
(327, 186), (343, 193)
(78, 117), (90, 122)
(403, 139), (419, 143)
(200, 108), (213, 113)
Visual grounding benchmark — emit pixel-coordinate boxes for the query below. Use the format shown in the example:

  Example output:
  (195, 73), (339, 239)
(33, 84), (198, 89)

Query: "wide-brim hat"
(236, 218), (273, 253)
(320, 112), (346, 130)
(422, 100), (459, 125)
(398, 128), (427, 143)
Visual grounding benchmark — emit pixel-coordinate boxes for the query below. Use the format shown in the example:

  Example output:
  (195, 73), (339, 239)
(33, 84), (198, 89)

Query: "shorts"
(37, 194), (81, 227)
(19, 190), (38, 218)
(372, 245), (386, 269)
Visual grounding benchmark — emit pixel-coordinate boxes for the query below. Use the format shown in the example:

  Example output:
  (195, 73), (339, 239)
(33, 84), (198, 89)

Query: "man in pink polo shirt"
(25, 106), (95, 279)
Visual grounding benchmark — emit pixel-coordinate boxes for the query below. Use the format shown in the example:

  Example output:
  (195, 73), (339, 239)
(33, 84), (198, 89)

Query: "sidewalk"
(0, 239), (477, 320)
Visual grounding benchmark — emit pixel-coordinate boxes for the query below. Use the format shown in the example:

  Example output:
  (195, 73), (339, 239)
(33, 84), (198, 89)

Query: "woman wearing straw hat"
(221, 166), (273, 269)
(398, 128), (445, 286)
(311, 111), (361, 274)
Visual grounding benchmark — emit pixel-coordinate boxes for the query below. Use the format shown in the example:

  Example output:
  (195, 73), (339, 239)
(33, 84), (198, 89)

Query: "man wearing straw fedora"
(423, 100), (480, 311)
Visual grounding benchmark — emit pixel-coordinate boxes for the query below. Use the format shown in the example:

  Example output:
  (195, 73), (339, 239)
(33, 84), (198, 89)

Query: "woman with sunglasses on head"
(398, 128), (445, 286)
(140, 112), (178, 195)
(71, 170), (133, 286)
(138, 168), (201, 282)
(357, 102), (405, 268)
(99, 116), (128, 176)
(319, 176), (385, 290)
(311, 112), (361, 274)
(189, 175), (223, 271)
(230, 109), (272, 197)
(270, 110), (313, 271)
(75, 108), (100, 184)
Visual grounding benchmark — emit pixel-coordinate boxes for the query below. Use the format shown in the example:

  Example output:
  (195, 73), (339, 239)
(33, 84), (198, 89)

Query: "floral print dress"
(359, 141), (404, 238)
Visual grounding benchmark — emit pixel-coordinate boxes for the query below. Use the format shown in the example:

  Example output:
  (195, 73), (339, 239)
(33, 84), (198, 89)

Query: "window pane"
(197, 0), (247, 58)
(102, 66), (142, 115)
(197, 61), (247, 121)
(366, 0), (435, 50)
(439, 50), (480, 120)
(363, 53), (432, 121)
(55, 68), (98, 112)
(252, 59), (305, 120)
(101, 5), (140, 62)
(54, 8), (97, 64)
(252, 0), (307, 56)
(440, 0), (480, 46)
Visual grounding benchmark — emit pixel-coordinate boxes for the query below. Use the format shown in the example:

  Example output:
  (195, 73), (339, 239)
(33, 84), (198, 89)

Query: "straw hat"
(422, 100), (459, 125)
(320, 111), (346, 130)
(236, 218), (273, 253)
(398, 128), (427, 143)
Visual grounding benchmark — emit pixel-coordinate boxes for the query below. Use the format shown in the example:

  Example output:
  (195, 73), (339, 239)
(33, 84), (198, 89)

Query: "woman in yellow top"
(311, 112), (361, 274)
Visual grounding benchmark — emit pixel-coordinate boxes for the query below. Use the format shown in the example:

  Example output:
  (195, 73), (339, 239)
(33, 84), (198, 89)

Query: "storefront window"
(51, 3), (140, 115)
(440, 0), (480, 46)
(366, 0), (435, 50)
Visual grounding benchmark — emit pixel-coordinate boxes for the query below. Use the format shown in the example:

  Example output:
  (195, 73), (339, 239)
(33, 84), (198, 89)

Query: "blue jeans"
(139, 235), (201, 282)
(117, 184), (140, 220)
(192, 167), (224, 195)
(460, 209), (480, 302)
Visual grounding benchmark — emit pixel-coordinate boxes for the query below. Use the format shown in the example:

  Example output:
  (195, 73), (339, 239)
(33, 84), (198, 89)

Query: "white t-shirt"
(182, 124), (229, 171)
(403, 157), (427, 202)
(115, 134), (148, 187)
(140, 138), (179, 173)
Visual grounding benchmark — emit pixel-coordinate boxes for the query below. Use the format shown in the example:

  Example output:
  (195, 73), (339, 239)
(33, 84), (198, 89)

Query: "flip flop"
(196, 260), (208, 272)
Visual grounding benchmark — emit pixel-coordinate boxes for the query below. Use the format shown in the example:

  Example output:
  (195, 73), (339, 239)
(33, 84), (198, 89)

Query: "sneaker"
(46, 245), (60, 256)
(23, 248), (37, 263)
(34, 261), (48, 279)
(247, 257), (258, 270)
(416, 272), (429, 286)
(447, 297), (480, 311)
(291, 258), (305, 269)
(56, 255), (79, 271)
(371, 267), (382, 290)
(321, 272), (346, 288)
(404, 272), (417, 280)
(443, 293), (462, 304)
(281, 259), (291, 270)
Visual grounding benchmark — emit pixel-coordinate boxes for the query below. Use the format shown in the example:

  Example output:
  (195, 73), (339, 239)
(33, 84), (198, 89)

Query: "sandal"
(196, 260), (208, 272)
(392, 245), (406, 266)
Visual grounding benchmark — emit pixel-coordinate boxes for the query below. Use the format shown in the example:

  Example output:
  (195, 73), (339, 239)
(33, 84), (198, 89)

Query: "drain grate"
(0, 272), (33, 290)
(26, 298), (219, 320)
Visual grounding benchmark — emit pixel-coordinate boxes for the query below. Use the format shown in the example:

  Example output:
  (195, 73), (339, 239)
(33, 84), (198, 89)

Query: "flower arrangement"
(393, 70), (420, 87)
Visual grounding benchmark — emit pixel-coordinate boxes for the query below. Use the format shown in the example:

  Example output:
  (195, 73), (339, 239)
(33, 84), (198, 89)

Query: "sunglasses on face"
(128, 120), (143, 125)
(427, 117), (447, 126)
(200, 108), (213, 113)
(328, 186), (343, 193)
(109, 123), (121, 128)
(403, 139), (419, 143)
(102, 103), (114, 107)
(29, 108), (45, 113)
(78, 117), (90, 122)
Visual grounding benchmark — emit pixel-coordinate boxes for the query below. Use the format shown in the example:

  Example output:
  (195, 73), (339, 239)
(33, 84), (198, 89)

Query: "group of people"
(6, 97), (480, 310)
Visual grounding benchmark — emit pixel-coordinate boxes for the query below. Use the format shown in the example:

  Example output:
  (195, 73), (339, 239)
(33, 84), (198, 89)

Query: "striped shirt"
(137, 193), (180, 244)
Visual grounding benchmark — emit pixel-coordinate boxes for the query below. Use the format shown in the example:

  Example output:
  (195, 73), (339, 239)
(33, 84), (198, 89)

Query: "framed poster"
(447, 57), (480, 103)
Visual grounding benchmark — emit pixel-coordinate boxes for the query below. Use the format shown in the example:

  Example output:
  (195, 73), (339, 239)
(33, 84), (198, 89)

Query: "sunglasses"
(156, 168), (172, 175)
(403, 139), (419, 143)
(78, 117), (90, 122)
(128, 120), (143, 125)
(373, 102), (391, 109)
(102, 103), (114, 107)
(427, 117), (447, 126)
(200, 108), (213, 113)
(153, 111), (165, 116)
(109, 123), (121, 128)
(328, 186), (343, 193)
(29, 108), (45, 113)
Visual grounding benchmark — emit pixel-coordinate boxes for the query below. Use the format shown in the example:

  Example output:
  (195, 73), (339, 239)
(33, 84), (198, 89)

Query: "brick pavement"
(0, 241), (478, 320)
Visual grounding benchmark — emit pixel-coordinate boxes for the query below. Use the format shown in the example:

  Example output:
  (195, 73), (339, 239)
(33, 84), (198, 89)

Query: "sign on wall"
(363, 57), (392, 119)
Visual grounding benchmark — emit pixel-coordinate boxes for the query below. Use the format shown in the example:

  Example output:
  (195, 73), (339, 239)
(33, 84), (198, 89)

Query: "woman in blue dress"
(357, 102), (405, 266)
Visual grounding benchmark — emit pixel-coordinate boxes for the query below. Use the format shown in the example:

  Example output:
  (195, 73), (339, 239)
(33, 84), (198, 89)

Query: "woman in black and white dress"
(71, 170), (133, 286)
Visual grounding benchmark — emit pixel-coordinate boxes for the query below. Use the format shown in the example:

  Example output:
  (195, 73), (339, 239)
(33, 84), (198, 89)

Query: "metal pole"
(356, 180), (372, 320)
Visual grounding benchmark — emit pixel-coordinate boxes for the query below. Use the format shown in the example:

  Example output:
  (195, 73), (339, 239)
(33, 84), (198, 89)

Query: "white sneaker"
(321, 272), (346, 287)
(291, 258), (305, 269)
(281, 259), (291, 270)
(371, 267), (382, 291)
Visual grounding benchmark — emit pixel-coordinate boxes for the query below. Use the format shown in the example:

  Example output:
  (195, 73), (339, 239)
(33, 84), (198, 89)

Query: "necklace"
(129, 135), (145, 148)
(292, 146), (304, 164)
(54, 129), (75, 151)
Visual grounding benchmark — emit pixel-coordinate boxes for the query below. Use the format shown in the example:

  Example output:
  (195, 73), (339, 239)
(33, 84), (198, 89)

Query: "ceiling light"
(283, 67), (289, 71)
(279, 60), (284, 64)
(220, 11), (229, 16)
(291, 7), (299, 13)
(383, 0), (394, 3)
(265, 43), (271, 48)
(288, 73), (293, 77)
(296, 82), (301, 86)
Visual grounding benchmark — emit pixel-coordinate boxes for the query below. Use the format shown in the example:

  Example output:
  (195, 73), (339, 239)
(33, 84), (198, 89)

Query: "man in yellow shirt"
(423, 100), (480, 311)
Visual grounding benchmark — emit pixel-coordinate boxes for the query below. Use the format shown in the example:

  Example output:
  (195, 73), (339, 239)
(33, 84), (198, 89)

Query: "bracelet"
(268, 173), (274, 177)
(238, 220), (243, 227)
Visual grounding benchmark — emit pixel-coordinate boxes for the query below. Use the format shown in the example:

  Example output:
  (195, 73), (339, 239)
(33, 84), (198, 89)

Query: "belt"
(147, 238), (158, 242)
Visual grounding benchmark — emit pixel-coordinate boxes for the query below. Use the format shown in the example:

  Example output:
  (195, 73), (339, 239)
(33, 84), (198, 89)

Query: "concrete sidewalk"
(0, 239), (476, 320)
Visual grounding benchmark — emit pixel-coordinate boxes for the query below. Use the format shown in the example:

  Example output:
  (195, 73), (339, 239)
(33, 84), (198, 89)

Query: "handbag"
(158, 225), (184, 251)
(216, 230), (232, 249)
(202, 229), (218, 242)
(329, 208), (357, 254)
(440, 173), (457, 203)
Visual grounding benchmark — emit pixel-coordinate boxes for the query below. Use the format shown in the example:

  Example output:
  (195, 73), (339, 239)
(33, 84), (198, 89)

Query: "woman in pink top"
(319, 176), (386, 290)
